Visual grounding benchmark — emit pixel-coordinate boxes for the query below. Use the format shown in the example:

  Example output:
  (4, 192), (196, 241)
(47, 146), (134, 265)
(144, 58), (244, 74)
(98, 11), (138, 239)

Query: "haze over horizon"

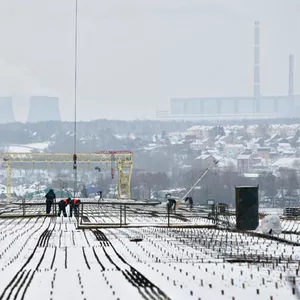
(0, 0), (299, 122)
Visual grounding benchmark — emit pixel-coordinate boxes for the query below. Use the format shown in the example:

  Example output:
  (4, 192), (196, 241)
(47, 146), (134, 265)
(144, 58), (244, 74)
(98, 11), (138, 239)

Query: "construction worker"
(70, 198), (81, 217)
(167, 198), (177, 212)
(58, 198), (70, 217)
(96, 190), (103, 201)
(45, 189), (56, 214)
(185, 197), (194, 209)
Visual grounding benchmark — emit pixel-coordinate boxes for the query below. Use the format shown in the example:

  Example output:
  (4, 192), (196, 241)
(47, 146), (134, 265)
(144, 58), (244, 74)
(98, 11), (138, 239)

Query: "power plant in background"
(27, 96), (61, 123)
(0, 97), (15, 123)
(0, 96), (61, 124)
(156, 21), (299, 120)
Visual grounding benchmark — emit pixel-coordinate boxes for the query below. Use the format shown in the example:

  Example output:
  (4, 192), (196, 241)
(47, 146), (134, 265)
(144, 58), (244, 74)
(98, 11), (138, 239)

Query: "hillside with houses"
(1, 121), (300, 208)
(185, 124), (300, 173)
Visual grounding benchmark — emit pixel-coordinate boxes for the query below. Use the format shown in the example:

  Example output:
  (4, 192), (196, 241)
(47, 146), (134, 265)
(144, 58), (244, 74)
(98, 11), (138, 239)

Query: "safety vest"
(73, 199), (79, 205)
(63, 199), (68, 205)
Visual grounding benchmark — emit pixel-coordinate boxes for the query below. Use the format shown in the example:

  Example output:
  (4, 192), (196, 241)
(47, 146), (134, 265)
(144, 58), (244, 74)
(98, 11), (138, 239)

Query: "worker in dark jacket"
(185, 197), (194, 209)
(70, 198), (81, 217)
(45, 189), (56, 214)
(58, 198), (70, 217)
(167, 198), (177, 212)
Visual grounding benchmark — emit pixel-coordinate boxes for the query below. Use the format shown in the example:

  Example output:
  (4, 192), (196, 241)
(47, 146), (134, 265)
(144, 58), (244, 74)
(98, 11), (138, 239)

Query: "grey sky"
(0, 0), (299, 122)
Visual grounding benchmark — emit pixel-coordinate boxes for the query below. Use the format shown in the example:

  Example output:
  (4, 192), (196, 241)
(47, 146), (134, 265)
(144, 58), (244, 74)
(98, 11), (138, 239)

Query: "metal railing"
(76, 201), (214, 228)
(0, 199), (60, 217)
(0, 199), (217, 229)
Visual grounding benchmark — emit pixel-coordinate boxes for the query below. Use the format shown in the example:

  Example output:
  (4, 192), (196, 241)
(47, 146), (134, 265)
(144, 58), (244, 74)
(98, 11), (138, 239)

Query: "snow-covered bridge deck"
(0, 204), (300, 299)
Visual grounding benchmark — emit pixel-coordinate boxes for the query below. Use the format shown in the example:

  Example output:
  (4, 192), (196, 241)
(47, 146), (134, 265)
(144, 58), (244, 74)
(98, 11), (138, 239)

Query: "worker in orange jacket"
(58, 198), (70, 217)
(70, 198), (81, 217)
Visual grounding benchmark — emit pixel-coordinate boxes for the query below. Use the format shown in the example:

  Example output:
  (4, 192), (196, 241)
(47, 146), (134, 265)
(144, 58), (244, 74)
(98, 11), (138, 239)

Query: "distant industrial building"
(167, 95), (300, 118)
(27, 96), (61, 123)
(156, 21), (299, 120)
(0, 97), (15, 123)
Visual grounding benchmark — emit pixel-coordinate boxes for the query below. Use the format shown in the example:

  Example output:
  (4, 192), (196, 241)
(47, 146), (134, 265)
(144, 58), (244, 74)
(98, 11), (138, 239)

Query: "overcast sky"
(0, 0), (299, 122)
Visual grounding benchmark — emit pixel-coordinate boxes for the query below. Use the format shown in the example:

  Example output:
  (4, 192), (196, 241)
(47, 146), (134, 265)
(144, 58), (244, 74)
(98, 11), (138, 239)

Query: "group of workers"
(46, 189), (194, 217)
(45, 189), (81, 217)
(166, 194), (194, 211)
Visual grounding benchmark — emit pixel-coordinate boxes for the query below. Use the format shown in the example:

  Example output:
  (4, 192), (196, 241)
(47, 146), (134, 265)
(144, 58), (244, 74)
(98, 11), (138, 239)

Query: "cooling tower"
(0, 97), (15, 123)
(253, 21), (261, 112)
(27, 96), (61, 123)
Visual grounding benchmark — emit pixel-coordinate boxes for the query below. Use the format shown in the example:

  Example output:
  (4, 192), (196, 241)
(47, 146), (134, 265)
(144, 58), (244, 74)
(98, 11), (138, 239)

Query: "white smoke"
(0, 58), (57, 98)
(0, 57), (58, 122)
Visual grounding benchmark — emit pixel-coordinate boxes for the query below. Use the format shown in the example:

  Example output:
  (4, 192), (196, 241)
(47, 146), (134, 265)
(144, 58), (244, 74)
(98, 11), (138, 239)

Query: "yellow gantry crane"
(0, 151), (133, 200)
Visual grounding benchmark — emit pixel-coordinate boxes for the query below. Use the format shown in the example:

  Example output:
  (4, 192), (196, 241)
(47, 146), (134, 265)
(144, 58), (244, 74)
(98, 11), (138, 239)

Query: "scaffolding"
(0, 151), (133, 200)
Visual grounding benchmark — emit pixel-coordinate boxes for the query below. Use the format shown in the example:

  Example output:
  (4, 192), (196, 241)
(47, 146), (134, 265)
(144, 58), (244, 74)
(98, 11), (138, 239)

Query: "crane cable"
(179, 158), (222, 203)
(73, 0), (78, 199)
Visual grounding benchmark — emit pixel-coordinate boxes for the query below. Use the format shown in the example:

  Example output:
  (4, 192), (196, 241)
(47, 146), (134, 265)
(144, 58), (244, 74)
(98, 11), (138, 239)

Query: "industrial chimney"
(288, 54), (295, 116)
(253, 21), (260, 113)
(289, 54), (294, 96)
(27, 96), (61, 123)
(0, 97), (15, 123)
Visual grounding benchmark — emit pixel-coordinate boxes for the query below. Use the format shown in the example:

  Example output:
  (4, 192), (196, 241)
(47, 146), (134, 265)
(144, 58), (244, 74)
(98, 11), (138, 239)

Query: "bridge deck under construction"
(0, 199), (220, 229)
(1, 199), (300, 300)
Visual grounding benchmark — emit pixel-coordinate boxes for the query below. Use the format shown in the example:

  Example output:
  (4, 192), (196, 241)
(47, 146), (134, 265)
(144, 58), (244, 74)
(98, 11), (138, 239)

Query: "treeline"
(0, 120), (196, 144)
(1, 117), (300, 145)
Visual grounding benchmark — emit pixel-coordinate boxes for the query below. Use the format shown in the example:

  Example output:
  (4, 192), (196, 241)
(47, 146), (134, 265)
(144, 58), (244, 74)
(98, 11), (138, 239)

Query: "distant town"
(0, 120), (299, 208)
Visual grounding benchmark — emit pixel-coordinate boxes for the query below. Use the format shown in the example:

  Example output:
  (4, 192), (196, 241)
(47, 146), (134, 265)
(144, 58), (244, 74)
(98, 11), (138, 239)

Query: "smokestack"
(253, 21), (260, 112)
(289, 54), (294, 96)
(289, 54), (295, 116)
(0, 97), (15, 123)
(27, 96), (61, 123)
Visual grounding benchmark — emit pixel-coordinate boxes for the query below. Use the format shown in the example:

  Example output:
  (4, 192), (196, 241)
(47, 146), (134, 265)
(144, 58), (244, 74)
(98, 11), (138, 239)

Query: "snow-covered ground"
(5, 142), (50, 153)
(0, 205), (300, 300)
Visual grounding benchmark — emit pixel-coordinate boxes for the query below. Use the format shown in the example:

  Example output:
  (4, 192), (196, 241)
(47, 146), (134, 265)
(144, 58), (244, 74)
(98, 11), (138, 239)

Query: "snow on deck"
(0, 206), (300, 299)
